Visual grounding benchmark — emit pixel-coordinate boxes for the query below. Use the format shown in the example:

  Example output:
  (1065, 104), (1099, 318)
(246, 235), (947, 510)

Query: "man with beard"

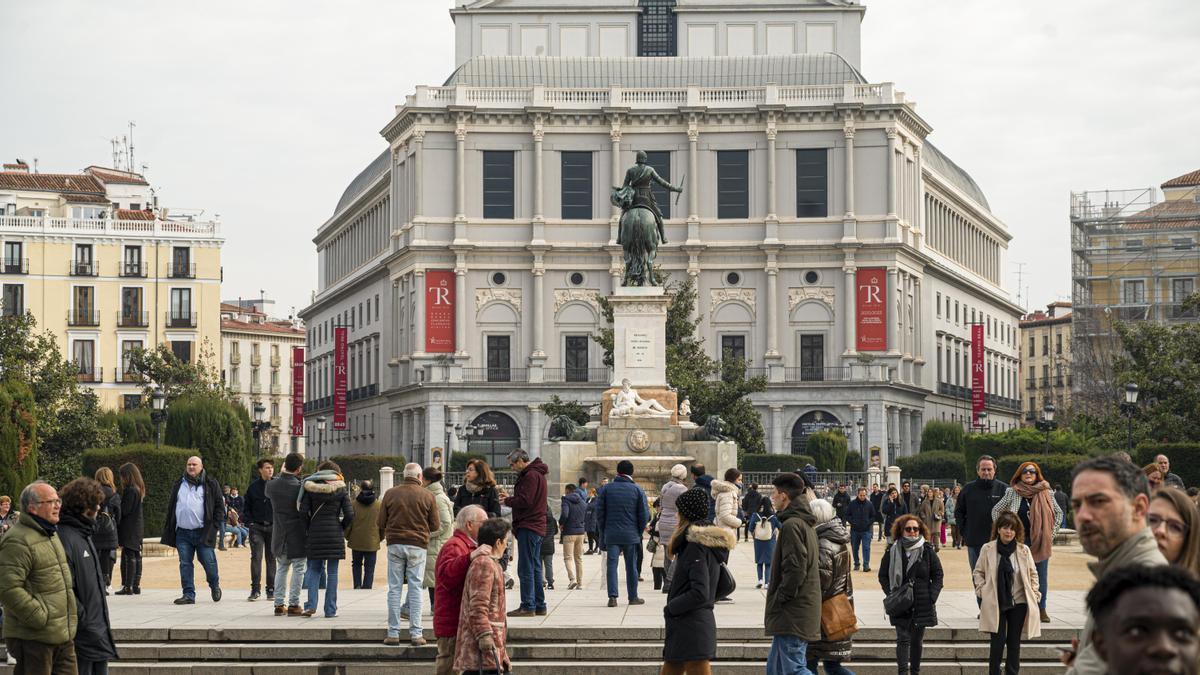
(1063, 456), (1166, 674)
(1086, 564), (1200, 675)
(953, 455), (1008, 573)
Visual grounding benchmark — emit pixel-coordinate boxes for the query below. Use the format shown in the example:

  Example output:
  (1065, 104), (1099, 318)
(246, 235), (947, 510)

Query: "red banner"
(972, 323), (985, 423)
(856, 268), (888, 351)
(290, 347), (305, 436)
(425, 270), (455, 353)
(333, 327), (347, 431)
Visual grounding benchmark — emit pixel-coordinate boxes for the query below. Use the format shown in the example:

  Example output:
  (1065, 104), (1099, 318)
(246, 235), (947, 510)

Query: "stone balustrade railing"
(0, 215), (221, 239)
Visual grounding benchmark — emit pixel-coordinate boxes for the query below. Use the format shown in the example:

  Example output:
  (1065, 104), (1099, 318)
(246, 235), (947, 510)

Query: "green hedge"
(921, 421), (965, 455)
(741, 453), (817, 472)
(996, 453), (1088, 492)
(99, 409), (155, 445)
(83, 444), (193, 538)
(0, 380), (38, 501)
(964, 428), (1090, 482)
(806, 431), (849, 472)
(1135, 443), (1200, 487)
(844, 452), (865, 473)
(897, 451), (967, 482)
(164, 395), (254, 492)
(449, 452), (487, 472)
(328, 455), (401, 484)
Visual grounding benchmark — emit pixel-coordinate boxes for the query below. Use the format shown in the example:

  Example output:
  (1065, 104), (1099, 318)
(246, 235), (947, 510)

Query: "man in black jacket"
(831, 485), (851, 524)
(869, 484), (886, 541)
(953, 454), (1007, 576)
(845, 487), (877, 572)
(161, 456), (224, 605)
(244, 458), (276, 602)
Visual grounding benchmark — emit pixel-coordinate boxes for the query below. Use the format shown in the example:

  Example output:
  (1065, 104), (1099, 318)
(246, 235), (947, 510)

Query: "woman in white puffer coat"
(712, 468), (744, 538)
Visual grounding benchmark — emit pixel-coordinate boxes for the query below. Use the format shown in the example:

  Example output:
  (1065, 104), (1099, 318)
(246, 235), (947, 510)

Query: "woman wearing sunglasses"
(1148, 487), (1200, 577)
(878, 514), (943, 675)
(991, 461), (1061, 624)
(972, 511), (1041, 675)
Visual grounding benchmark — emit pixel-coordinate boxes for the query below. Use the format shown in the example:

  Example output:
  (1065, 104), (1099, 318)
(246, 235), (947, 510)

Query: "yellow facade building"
(1019, 302), (1072, 422)
(0, 160), (223, 410)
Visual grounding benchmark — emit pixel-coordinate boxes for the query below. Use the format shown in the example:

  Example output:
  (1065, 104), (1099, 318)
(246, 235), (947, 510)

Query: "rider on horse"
(620, 150), (681, 245)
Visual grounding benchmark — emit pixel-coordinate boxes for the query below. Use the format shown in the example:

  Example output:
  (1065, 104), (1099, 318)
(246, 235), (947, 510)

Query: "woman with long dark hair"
(879, 514), (943, 675)
(91, 467), (121, 591)
(991, 460), (1062, 623)
(973, 511), (1042, 675)
(452, 458), (502, 517)
(1149, 487), (1200, 577)
(660, 487), (734, 675)
(114, 462), (145, 595)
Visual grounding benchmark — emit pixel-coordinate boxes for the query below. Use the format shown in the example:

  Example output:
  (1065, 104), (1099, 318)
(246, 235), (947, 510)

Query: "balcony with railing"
(169, 261), (197, 279)
(165, 312), (197, 329)
(250, 381), (263, 394)
(230, 352), (241, 365)
(271, 354), (281, 368)
(120, 261), (147, 278)
(70, 259), (98, 277)
(462, 367), (529, 383)
(76, 366), (103, 383)
(270, 383), (283, 396)
(250, 353), (262, 367)
(68, 309), (100, 327)
(542, 367), (611, 383)
(0, 215), (220, 239)
(117, 310), (149, 328)
(1168, 303), (1200, 320)
(1, 257), (27, 274)
(117, 369), (144, 384)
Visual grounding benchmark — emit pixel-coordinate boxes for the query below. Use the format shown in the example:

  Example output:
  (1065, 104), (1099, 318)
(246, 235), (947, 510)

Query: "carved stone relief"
(475, 288), (522, 313)
(710, 288), (757, 316)
(552, 289), (602, 315)
(788, 287), (837, 311)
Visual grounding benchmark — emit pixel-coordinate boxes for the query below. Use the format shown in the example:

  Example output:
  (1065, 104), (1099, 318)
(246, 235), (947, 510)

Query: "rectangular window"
(800, 334), (825, 381)
(482, 151), (515, 219)
(644, 151), (671, 219)
(122, 245), (143, 276)
(73, 340), (95, 376)
(1126, 238), (1145, 252)
(3, 242), (23, 273)
(170, 288), (192, 326)
(1123, 279), (1146, 304)
(560, 152), (593, 220)
(123, 394), (141, 410)
(73, 243), (94, 275)
(486, 335), (511, 382)
(1172, 278), (1195, 302)
(2, 284), (23, 316)
(795, 149), (828, 217)
(936, 292), (942, 317)
(716, 150), (749, 219)
(72, 286), (95, 325)
(1042, 335), (1048, 356)
(121, 287), (143, 326)
(565, 335), (589, 382)
(954, 301), (960, 323)
(1056, 333), (1063, 355)
(1173, 237), (1195, 251)
(637, 0), (676, 57)
(720, 334), (746, 363)
(172, 340), (192, 363)
(121, 339), (143, 381)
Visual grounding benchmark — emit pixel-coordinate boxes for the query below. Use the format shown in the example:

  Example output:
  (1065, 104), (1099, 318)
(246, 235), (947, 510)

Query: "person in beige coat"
(712, 468), (743, 537)
(916, 485), (944, 552)
(422, 467), (455, 610)
(973, 511), (1041, 675)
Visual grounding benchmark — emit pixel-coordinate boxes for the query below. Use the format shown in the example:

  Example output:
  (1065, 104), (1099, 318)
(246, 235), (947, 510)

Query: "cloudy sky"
(2, 1), (1197, 317)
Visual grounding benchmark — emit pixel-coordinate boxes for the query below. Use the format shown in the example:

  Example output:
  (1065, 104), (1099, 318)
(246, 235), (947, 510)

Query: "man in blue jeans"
(595, 460), (649, 607)
(160, 455), (224, 604)
(503, 449), (549, 617)
(845, 486), (877, 572)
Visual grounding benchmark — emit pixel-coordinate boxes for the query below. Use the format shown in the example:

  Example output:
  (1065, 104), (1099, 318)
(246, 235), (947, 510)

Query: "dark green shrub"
(101, 409), (155, 445)
(741, 453), (817, 472)
(920, 421), (965, 455)
(0, 380), (37, 500)
(996, 453), (1090, 492)
(806, 431), (849, 472)
(963, 428), (1090, 482)
(329, 455), (401, 484)
(164, 394), (254, 492)
(83, 444), (192, 538)
(844, 452), (865, 473)
(1134, 443), (1200, 487)
(897, 451), (967, 482)
(449, 452), (487, 472)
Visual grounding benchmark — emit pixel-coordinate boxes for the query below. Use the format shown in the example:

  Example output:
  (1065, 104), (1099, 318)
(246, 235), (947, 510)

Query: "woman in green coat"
(422, 466), (455, 610)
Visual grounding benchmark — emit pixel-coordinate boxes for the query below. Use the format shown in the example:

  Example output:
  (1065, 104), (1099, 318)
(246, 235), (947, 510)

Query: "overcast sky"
(2, 1), (1197, 317)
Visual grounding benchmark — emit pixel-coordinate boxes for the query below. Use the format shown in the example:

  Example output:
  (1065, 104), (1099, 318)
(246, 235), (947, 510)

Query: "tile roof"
(66, 194), (114, 204)
(221, 318), (304, 336)
(0, 172), (105, 194)
(1124, 199), (1200, 231)
(115, 208), (154, 220)
(85, 166), (150, 186)
(1162, 169), (1200, 189)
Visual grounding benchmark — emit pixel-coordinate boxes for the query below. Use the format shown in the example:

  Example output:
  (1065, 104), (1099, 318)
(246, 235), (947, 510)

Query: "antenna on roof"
(1011, 261), (1027, 310)
(32, 158), (37, 173)
(128, 121), (136, 174)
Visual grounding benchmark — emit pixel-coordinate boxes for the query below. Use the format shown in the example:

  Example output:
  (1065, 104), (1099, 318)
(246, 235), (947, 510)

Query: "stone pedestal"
(610, 286), (669, 388)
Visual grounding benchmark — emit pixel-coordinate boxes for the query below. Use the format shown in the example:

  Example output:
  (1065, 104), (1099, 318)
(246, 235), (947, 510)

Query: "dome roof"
(922, 142), (990, 211)
(443, 53), (867, 88)
(333, 149), (390, 216)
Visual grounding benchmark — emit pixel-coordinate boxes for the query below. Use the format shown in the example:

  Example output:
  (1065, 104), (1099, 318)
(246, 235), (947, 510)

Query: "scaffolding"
(1070, 184), (1200, 415)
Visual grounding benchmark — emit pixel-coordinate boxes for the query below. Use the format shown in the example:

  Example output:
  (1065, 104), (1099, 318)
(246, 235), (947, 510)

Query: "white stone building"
(300, 0), (1023, 469)
(221, 301), (307, 455)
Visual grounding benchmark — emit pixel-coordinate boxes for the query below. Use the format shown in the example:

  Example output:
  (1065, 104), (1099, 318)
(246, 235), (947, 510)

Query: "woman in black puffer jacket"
(115, 462), (145, 595)
(879, 514), (944, 675)
(299, 461), (353, 618)
(660, 488), (736, 674)
(92, 467), (122, 589)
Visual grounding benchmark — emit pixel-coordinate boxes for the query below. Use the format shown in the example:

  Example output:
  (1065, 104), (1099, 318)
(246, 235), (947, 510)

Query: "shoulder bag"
(821, 593), (859, 641)
(883, 579), (914, 617)
(715, 560), (737, 599)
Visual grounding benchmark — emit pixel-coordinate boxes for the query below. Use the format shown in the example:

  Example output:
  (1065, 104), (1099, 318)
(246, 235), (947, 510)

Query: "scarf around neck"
(184, 470), (205, 487)
(889, 535), (926, 591)
(996, 537), (1018, 610)
(1013, 480), (1055, 562)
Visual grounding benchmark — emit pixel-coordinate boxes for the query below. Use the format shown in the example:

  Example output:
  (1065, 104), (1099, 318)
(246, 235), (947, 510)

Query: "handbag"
(646, 537), (658, 554)
(821, 593), (858, 641)
(715, 561), (736, 598)
(883, 580), (914, 617)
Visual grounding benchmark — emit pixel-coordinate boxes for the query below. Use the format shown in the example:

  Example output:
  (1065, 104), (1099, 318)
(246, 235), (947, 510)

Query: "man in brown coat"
(379, 463), (440, 647)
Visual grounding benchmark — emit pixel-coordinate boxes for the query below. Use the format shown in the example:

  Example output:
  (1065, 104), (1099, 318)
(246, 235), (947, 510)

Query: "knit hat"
(670, 464), (688, 481)
(676, 487), (710, 523)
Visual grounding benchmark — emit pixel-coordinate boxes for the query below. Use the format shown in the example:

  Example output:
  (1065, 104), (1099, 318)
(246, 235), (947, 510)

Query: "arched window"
(469, 411), (523, 469)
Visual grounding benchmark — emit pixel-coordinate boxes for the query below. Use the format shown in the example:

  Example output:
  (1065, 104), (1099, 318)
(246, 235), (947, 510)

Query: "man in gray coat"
(265, 452), (307, 616)
(1064, 456), (1167, 675)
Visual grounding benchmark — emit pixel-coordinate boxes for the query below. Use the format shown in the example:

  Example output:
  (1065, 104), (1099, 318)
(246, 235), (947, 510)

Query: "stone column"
(843, 262), (857, 357)
(766, 255), (779, 357)
(425, 404), (445, 468)
(529, 260), (547, 383)
(391, 411), (403, 455)
(413, 270), (426, 356)
(527, 405), (543, 459)
(414, 407), (425, 463)
(687, 264), (701, 327)
(533, 118), (545, 222)
(769, 405), (785, 455)
(886, 127), (898, 218)
(887, 267), (899, 356)
(455, 262), (468, 358)
(898, 409), (911, 459)
(401, 409), (413, 459)
(766, 118), (778, 224)
(447, 405), (463, 455)
(843, 116), (855, 218)
(379, 466), (395, 492)
(687, 118), (700, 243)
(455, 119), (467, 222)
(412, 130), (425, 242)
(911, 410), (923, 455)
(610, 117), (622, 243)
(888, 406), (900, 466)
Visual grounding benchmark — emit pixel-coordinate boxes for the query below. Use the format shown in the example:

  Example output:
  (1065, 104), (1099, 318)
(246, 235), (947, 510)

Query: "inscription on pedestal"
(625, 329), (653, 367)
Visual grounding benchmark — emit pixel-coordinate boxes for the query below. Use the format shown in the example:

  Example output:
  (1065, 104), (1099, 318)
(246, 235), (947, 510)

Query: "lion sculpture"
(695, 415), (730, 442)
(548, 415), (595, 442)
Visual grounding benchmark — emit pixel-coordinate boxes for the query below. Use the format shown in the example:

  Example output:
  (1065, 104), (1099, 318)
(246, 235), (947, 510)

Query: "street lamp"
(251, 402), (270, 451)
(1120, 382), (1140, 453)
(454, 423), (485, 461)
(974, 410), (989, 434)
(1035, 403), (1057, 454)
(316, 416), (327, 461)
(855, 418), (866, 462)
(150, 387), (167, 449)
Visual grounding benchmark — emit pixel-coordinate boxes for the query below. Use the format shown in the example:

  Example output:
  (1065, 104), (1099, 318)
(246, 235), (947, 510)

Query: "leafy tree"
(164, 393), (254, 491)
(920, 421), (965, 454)
(126, 339), (231, 403)
(539, 395), (590, 426)
(592, 271), (767, 456)
(1109, 320), (1200, 444)
(0, 379), (37, 499)
(39, 390), (119, 489)
(806, 430), (849, 471)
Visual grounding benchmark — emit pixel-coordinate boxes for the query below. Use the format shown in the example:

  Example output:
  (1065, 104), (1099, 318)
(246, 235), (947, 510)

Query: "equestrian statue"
(610, 151), (683, 287)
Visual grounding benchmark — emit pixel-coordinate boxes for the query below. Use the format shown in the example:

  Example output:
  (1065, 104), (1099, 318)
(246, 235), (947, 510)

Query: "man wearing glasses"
(0, 481), (78, 673)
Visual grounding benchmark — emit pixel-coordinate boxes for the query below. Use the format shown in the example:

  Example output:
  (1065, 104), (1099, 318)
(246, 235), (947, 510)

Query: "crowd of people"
(4, 447), (1200, 674)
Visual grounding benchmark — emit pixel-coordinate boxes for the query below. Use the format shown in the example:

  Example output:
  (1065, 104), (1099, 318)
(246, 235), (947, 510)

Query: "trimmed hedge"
(449, 452), (487, 472)
(83, 444), (193, 538)
(329, 455), (401, 484)
(741, 453), (817, 472)
(996, 453), (1089, 492)
(807, 431), (849, 472)
(1135, 443), (1200, 488)
(99, 409), (155, 445)
(964, 428), (1090, 483)
(0, 380), (38, 501)
(164, 395), (255, 492)
(921, 421), (965, 455)
(897, 451), (967, 482)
